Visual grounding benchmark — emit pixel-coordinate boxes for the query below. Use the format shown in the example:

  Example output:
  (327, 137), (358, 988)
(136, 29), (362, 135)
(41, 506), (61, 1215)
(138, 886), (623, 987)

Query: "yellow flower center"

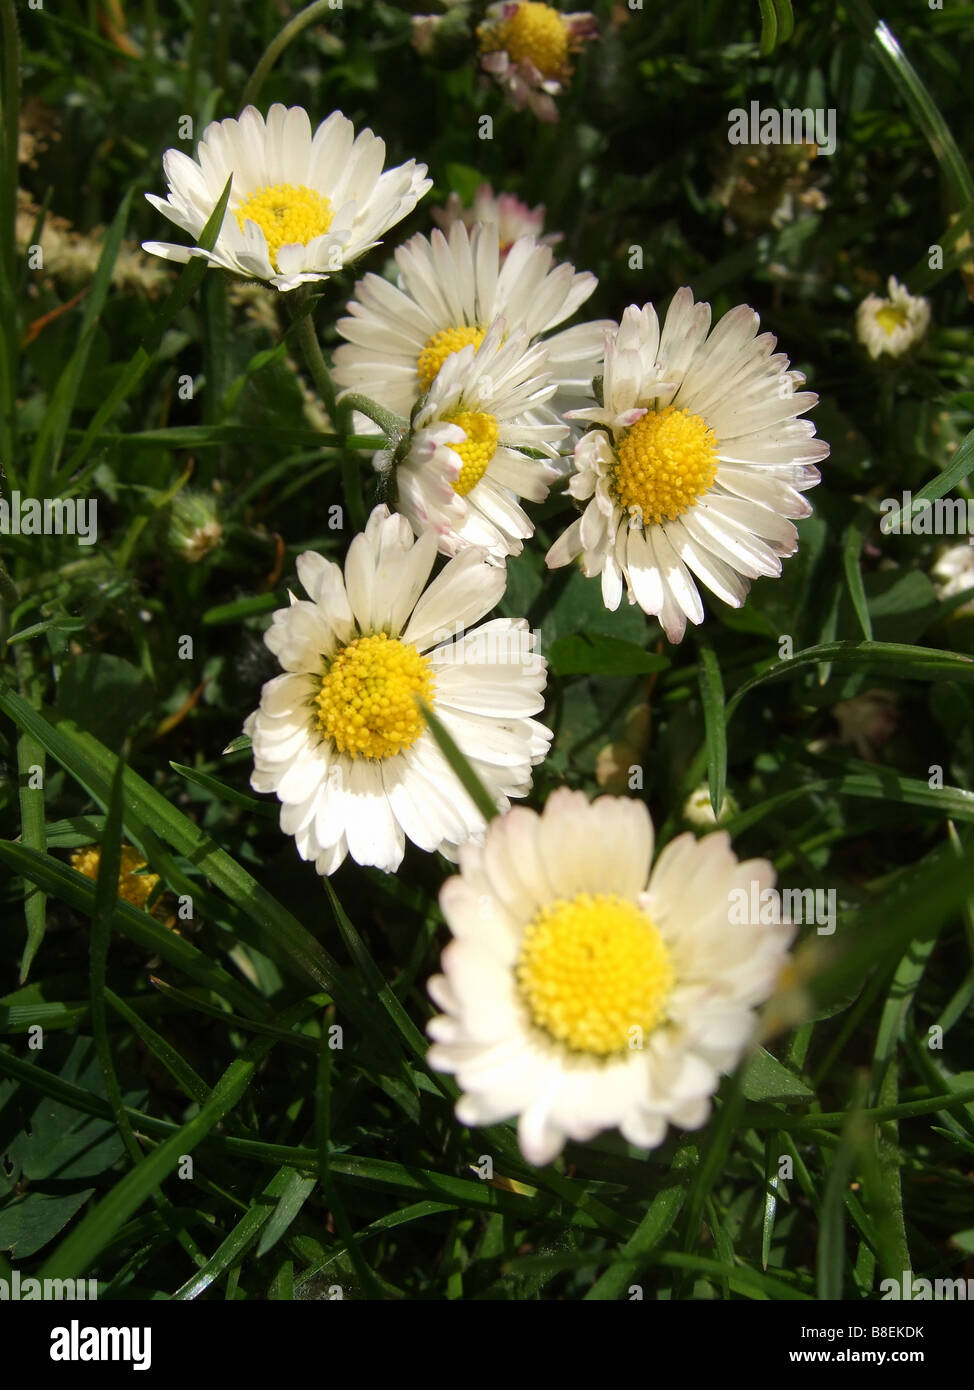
(490, 2), (570, 78)
(614, 404), (718, 526)
(314, 632), (434, 760)
(875, 304), (909, 335)
(443, 409), (499, 496)
(516, 892), (673, 1056)
(234, 182), (333, 270)
(417, 324), (486, 393)
(70, 844), (160, 912)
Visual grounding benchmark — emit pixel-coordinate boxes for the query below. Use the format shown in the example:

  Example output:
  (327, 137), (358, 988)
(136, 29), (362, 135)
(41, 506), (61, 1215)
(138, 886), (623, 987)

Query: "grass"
(1, 0), (973, 1302)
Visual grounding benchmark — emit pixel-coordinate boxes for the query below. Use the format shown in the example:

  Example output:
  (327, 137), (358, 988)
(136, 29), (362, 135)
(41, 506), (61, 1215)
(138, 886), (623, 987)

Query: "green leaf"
(0, 1190), (95, 1260)
(548, 633), (669, 677)
(6, 617), (87, 646)
(55, 654), (154, 752)
(6, 1037), (144, 1181)
(741, 1048), (814, 1104)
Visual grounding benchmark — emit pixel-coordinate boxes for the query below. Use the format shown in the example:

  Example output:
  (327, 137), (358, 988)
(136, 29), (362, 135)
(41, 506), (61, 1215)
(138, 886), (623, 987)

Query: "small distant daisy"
(546, 291), (828, 642)
(143, 104), (431, 293)
(391, 318), (566, 562)
(855, 276), (930, 360)
(683, 783), (738, 830)
(432, 184), (561, 256)
(427, 789), (793, 1166)
(245, 506), (552, 876)
(478, 2), (598, 123)
(932, 542), (974, 617)
(333, 221), (610, 422)
(831, 689), (898, 761)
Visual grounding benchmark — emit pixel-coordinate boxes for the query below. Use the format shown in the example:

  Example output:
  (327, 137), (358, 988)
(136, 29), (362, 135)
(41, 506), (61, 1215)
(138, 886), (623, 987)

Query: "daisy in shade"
(390, 318), (566, 562)
(142, 104), (431, 293)
(245, 506), (552, 876)
(546, 291), (828, 642)
(432, 183), (562, 256)
(855, 276), (930, 360)
(427, 788), (793, 1166)
(477, 2), (598, 123)
(332, 221), (610, 423)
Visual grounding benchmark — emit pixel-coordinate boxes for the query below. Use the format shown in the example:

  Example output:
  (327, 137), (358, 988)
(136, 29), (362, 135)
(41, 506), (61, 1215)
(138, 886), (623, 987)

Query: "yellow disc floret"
(234, 183), (333, 270)
(486, 2), (571, 79)
(875, 305), (909, 336)
(614, 404), (718, 526)
(443, 409), (499, 496)
(516, 892), (673, 1056)
(314, 633), (434, 760)
(417, 325), (486, 393)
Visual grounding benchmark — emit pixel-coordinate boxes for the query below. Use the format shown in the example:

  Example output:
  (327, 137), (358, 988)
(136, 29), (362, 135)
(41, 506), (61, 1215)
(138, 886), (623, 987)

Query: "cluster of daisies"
(142, 96), (820, 1166)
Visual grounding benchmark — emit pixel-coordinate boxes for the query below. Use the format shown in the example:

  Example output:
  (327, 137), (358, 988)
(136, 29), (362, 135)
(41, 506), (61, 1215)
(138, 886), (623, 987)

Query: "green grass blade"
(0, 686), (364, 1017)
(842, 524), (873, 641)
(417, 698), (498, 821)
(847, 2), (974, 209)
(697, 640), (727, 816)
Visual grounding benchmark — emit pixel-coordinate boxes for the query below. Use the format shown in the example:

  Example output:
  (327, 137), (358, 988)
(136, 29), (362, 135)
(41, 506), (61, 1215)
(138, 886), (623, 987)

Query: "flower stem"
(290, 296), (373, 531)
(291, 296), (339, 425)
(240, 0), (336, 110)
(339, 392), (407, 443)
(0, 558), (17, 609)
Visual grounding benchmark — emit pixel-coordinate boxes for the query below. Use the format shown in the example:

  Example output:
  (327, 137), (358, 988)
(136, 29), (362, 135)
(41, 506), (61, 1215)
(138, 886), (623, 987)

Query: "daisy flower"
(432, 183), (561, 256)
(245, 506), (552, 876)
(546, 291), (828, 642)
(71, 844), (161, 914)
(332, 221), (610, 423)
(427, 789), (793, 1166)
(390, 318), (566, 562)
(477, 2), (598, 123)
(855, 276), (930, 360)
(931, 542), (974, 617)
(142, 104), (431, 293)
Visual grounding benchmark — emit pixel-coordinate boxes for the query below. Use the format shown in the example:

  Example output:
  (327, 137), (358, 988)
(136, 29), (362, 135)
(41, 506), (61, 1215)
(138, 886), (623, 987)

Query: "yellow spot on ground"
(70, 845), (160, 912)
